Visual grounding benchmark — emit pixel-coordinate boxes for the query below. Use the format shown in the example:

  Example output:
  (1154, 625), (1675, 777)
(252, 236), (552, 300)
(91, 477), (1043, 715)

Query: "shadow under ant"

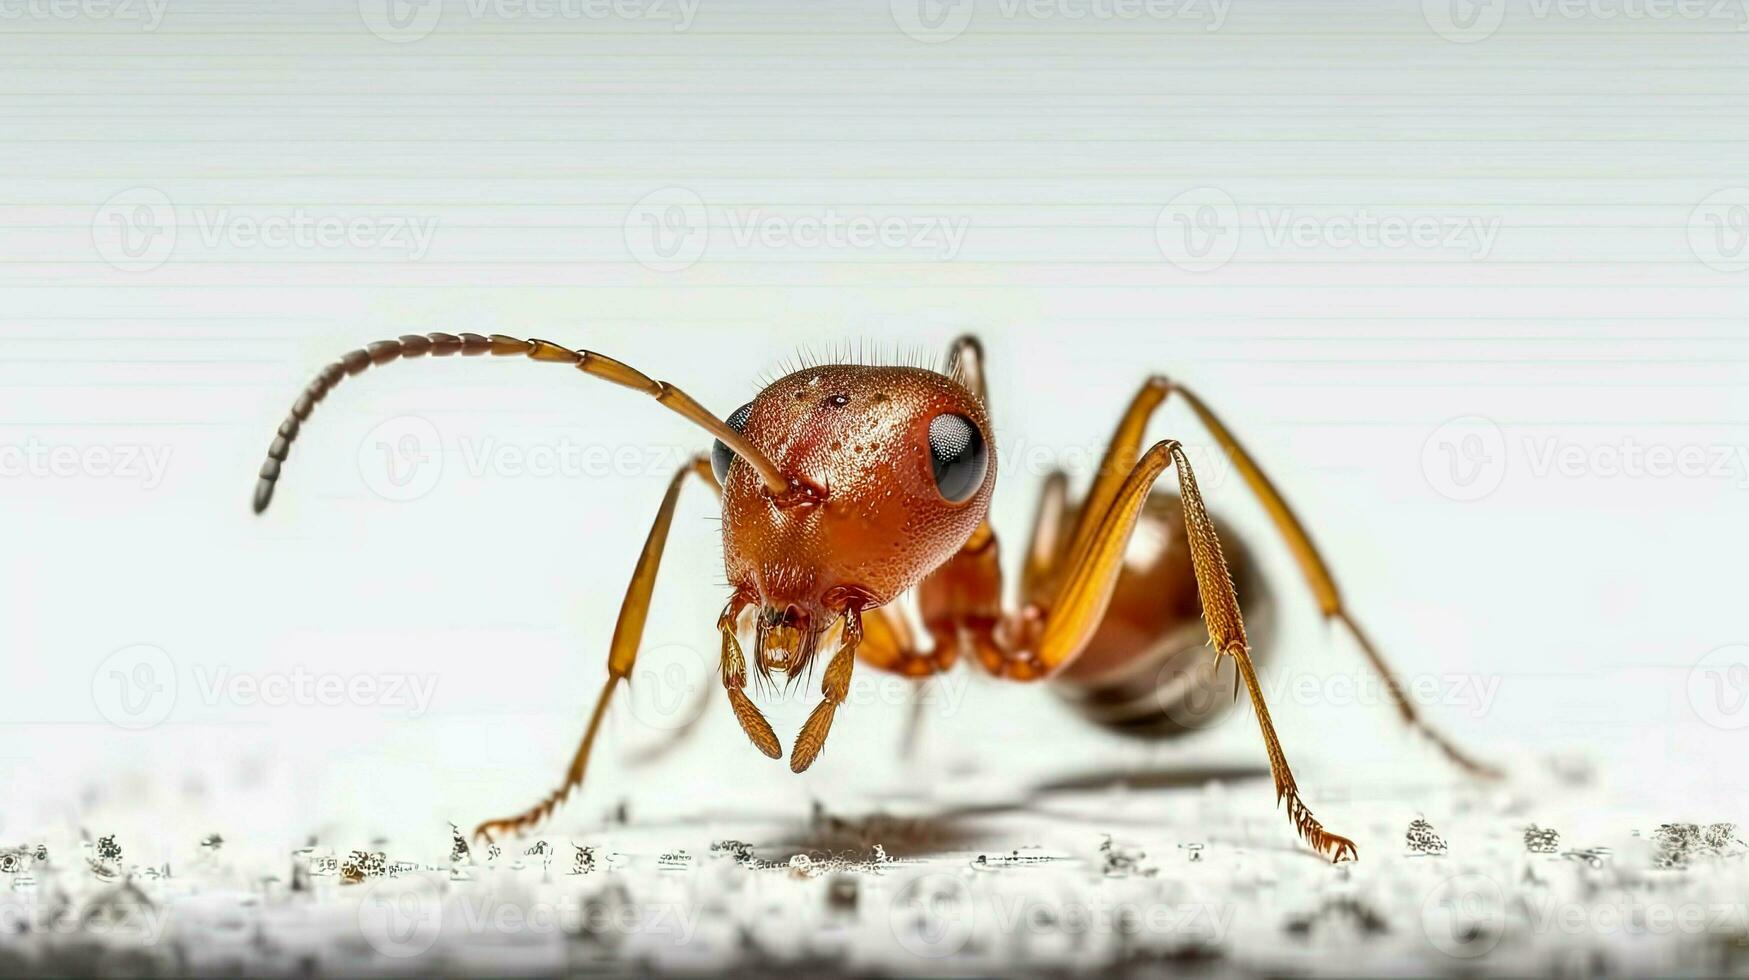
(760, 762), (1273, 861)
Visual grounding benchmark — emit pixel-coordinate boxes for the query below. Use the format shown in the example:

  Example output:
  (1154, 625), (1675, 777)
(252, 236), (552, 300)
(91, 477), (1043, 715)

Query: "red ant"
(253, 333), (1497, 863)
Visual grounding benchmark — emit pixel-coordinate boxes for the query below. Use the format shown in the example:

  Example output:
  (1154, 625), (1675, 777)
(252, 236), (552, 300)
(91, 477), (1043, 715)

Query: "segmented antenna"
(252, 331), (486, 514)
(252, 332), (790, 514)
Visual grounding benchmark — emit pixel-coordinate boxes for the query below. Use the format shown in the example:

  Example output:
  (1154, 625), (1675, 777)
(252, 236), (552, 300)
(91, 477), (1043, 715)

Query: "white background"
(1, 0), (1746, 864)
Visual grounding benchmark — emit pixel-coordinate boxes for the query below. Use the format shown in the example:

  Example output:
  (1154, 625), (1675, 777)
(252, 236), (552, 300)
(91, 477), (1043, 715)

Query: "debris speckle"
(1406, 818), (1448, 856)
(1524, 825), (1560, 854)
(1098, 836), (1155, 877)
(1652, 822), (1742, 869)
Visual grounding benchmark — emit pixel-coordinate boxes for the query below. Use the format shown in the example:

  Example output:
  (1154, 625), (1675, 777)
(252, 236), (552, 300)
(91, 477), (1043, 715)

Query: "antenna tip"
(252, 479), (275, 514)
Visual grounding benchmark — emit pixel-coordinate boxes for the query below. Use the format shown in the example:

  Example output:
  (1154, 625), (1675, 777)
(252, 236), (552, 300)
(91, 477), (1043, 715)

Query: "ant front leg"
(474, 456), (717, 843)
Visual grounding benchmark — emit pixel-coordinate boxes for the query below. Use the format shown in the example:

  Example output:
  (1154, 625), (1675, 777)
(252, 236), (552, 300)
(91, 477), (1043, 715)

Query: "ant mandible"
(252, 332), (1499, 863)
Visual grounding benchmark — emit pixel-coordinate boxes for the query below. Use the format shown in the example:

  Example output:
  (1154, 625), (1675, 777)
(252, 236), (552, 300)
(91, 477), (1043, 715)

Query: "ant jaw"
(752, 603), (825, 690)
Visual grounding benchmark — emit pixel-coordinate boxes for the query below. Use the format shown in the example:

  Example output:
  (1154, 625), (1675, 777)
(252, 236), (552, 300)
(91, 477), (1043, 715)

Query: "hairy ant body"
(254, 333), (1496, 863)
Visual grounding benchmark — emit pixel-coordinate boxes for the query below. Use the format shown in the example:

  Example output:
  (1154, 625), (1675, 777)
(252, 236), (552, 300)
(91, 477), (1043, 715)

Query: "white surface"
(1, 1), (1747, 975)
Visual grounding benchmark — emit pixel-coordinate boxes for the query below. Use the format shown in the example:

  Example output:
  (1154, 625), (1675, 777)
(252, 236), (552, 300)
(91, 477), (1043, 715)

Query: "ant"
(252, 332), (1498, 863)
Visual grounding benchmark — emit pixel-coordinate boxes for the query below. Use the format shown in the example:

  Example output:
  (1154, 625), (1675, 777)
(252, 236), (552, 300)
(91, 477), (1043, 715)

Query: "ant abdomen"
(1049, 491), (1275, 738)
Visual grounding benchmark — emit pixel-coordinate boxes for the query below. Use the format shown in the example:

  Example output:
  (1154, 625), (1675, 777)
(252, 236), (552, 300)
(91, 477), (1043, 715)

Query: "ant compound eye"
(711, 402), (754, 484)
(927, 413), (987, 503)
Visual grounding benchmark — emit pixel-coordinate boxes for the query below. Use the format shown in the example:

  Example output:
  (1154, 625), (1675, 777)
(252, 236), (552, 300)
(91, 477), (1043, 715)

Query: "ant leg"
(1071, 377), (1497, 778)
(719, 598), (781, 759)
(473, 456), (717, 842)
(1021, 469), (1070, 605)
(899, 689), (930, 760)
(858, 604), (954, 677)
(927, 332), (1013, 670)
(1169, 383), (1499, 777)
(1005, 442), (1356, 862)
(918, 521), (1005, 671)
(856, 604), (955, 759)
(917, 333), (1008, 670)
(946, 334), (988, 405)
(1158, 442), (1357, 863)
(790, 607), (865, 773)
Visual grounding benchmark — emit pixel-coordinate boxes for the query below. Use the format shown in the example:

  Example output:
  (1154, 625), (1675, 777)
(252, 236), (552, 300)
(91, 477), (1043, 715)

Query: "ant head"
(715, 363), (996, 631)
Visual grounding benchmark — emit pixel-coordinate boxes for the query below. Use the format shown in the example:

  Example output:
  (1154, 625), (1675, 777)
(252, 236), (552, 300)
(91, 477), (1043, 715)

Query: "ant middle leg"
(856, 603), (959, 758)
